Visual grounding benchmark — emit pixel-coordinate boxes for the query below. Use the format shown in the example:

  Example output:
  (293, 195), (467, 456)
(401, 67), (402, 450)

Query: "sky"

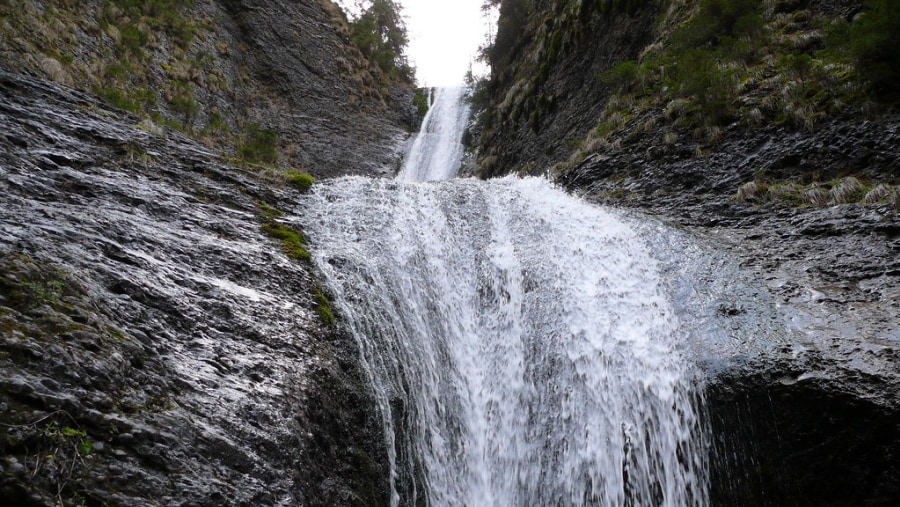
(337, 0), (492, 87)
(402, 0), (491, 86)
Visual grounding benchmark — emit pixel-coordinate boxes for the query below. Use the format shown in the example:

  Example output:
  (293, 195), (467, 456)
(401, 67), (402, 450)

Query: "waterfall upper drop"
(399, 87), (471, 181)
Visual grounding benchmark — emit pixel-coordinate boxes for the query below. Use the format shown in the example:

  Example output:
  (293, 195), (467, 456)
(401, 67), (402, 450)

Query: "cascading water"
(398, 87), (471, 181)
(299, 89), (772, 505)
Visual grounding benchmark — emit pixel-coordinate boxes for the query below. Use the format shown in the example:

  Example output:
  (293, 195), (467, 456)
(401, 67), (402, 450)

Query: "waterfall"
(298, 89), (771, 505)
(398, 86), (471, 182)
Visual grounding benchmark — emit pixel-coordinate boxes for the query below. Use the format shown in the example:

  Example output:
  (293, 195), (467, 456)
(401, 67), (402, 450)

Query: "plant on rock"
(238, 123), (279, 165)
(283, 170), (315, 193)
(349, 0), (414, 82)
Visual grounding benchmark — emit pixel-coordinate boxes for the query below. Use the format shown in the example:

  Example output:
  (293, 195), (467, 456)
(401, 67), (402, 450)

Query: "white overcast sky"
(337, 0), (491, 86)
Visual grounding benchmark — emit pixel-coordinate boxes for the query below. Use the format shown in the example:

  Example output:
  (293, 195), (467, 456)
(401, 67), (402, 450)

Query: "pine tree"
(350, 0), (413, 82)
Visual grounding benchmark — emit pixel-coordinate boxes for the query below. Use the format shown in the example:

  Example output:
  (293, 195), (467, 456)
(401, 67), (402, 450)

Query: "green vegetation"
(733, 176), (899, 208)
(261, 221), (311, 262)
(43, 422), (93, 457)
(4, 264), (67, 311)
(843, 0), (900, 102)
(169, 88), (198, 124)
(548, 0), (900, 175)
(257, 201), (285, 219)
(19, 278), (64, 308)
(283, 170), (315, 193)
(413, 87), (430, 118)
(350, 0), (414, 82)
(314, 287), (335, 328)
(106, 0), (197, 50)
(475, 0), (899, 177)
(237, 123), (279, 165)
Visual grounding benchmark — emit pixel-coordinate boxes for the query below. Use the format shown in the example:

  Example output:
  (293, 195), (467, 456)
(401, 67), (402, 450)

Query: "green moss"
(261, 221), (310, 262)
(314, 288), (335, 328)
(283, 170), (315, 193)
(257, 202), (284, 219)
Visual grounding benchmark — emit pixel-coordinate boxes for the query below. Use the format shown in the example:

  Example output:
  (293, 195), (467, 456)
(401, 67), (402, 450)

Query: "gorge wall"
(1, 0), (419, 505)
(0, 68), (392, 506)
(0, 0), (418, 178)
(472, 0), (900, 505)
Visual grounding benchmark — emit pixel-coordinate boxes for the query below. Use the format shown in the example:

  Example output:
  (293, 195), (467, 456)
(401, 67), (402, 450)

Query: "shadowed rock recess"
(0, 70), (390, 506)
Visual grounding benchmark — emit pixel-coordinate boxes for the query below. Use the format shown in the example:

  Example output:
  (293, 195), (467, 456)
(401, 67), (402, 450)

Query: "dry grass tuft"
(828, 176), (866, 204)
(735, 181), (765, 202)
(861, 183), (893, 204)
(805, 187), (829, 207)
(39, 57), (71, 85)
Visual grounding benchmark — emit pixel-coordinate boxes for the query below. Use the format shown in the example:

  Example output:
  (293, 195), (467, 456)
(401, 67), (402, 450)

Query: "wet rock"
(0, 69), (389, 506)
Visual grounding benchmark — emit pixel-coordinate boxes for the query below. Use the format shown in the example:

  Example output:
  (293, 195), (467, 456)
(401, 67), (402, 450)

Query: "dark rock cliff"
(0, 0), (418, 178)
(474, 0), (899, 505)
(0, 1), (422, 504)
(475, 0), (658, 177)
(0, 70), (389, 506)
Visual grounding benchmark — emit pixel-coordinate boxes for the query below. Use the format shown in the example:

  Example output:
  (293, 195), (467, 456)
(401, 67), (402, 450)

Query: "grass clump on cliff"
(733, 176), (900, 208)
(413, 88), (430, 118)
(261, 221), (311, 262)
(237, 123), (279, 165)
(283, 170), (315, 193)
(555, 0), (900, 174)
(313, 287), (335, 328)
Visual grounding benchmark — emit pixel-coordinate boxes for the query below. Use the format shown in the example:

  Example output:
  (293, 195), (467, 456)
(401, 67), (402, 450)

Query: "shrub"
(668, 49), (736, 126)
(96, 87), (140, 113)
(169, 91), (197, 123)
(674, 0), (764, 48)
(599, 60), (641, 92)
(238, 123), (279, 165)
(850, 0), (900, 102)
(413, 88), (429, 118)
(119, 24), (149, 56)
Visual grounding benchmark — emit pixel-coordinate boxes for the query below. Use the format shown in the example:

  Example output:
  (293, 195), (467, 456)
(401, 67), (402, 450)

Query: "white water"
(398, 87), (471, 181)
(298, 89), (770, 506)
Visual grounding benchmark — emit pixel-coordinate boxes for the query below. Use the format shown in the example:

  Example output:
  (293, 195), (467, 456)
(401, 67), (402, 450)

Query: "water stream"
(398, 87), (471, 182)
(299, 88), (772, 506)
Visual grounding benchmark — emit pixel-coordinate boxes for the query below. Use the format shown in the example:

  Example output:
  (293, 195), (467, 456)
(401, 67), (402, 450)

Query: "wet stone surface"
(0, 69), (389, 506)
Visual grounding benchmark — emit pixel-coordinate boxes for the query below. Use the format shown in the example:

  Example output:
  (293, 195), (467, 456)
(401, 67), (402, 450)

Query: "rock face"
(474, 0), (900, 505)
(475, 1), (657, 178)
(0, 0), (418, 178)
(0, 69), (390, 506)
